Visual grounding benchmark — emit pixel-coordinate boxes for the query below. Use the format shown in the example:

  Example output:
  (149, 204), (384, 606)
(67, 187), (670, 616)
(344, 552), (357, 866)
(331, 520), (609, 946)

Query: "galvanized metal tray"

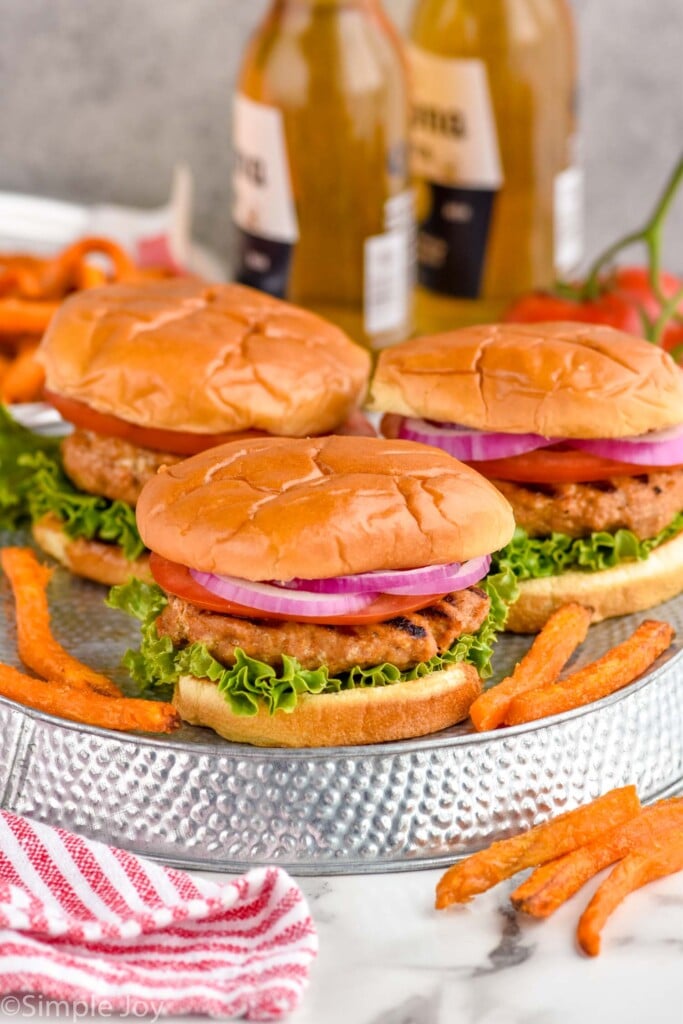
(0, 528), (682, 874)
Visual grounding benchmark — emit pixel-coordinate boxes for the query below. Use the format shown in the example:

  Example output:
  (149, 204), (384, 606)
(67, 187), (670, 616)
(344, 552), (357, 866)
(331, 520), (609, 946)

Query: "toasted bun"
(371, 322), (683, 438)
(32, 513), (153, 587)
(175, 662), (481, 747)
(39, 280), (370, 437)
(506, 531), (683, 633)
(136, 435), (515, 580)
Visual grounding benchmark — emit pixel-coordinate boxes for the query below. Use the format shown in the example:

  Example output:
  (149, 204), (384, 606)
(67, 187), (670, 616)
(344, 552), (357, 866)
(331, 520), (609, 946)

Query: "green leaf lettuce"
(492, 515), (683, 581)
(0, 406), (144, 558)
(0, 405), (61, 529)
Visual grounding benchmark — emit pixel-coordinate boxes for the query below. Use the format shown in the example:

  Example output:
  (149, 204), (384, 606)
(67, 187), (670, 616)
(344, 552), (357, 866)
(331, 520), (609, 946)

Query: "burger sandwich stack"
(110, 435), (516, 746)
(373, 321), (683, 631)
(0, 280), (371, 585)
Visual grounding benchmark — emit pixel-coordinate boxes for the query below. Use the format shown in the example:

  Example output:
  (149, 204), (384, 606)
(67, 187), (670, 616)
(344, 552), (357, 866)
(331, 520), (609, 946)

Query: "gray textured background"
(0, 0), (681, 270)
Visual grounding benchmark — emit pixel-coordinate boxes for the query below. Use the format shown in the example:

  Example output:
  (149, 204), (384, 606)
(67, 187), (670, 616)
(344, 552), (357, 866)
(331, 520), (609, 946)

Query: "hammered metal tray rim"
(6, 642), (680, 756)
(140, 771), (683, 877)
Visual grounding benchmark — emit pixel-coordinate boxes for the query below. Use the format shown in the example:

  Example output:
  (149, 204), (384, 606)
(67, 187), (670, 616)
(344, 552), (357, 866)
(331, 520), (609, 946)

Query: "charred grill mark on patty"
(583, 480), (618, 493)
(388, 616), (428, 638)
(414, 604), (451, 620)
(155, 586), (491, 676)
(61, 429), (182, 507)
(515, 482), (559, 498)
(494, 468), (683, 540)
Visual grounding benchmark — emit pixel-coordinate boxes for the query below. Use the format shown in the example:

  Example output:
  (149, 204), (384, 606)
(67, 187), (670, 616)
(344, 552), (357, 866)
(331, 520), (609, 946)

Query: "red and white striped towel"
(0, 812), (317, 1020)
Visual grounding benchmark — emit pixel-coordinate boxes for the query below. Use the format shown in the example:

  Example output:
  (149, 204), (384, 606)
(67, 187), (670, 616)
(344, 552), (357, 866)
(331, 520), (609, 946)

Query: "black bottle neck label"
(234, 230), (294, 299)
(417, 185), (496, 299)
(409, 46), (503, 300)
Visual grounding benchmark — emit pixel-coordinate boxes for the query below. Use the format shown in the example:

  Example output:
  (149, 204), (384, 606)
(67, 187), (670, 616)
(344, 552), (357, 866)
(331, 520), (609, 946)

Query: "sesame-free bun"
(175, 662), (481, 747)
(39, 280), (371, 437)
(506, 531), (683, 633)
(136, 435), (515, 581)
(32, 513), (153, 587)
(371, 322), (683, 439)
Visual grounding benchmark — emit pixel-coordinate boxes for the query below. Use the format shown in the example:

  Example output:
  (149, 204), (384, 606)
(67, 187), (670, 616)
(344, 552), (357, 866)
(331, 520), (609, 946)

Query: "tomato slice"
(47, 391), (375, 451)
(149, 553), (448, 625)
(468, 445), (683, 484)
(46, 390), (267, 455)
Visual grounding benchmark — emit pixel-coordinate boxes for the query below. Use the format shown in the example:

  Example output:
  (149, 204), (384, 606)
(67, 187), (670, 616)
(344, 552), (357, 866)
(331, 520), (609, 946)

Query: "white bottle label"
(409, 46), (502, 299)
(364, 190), (414, 341)
(554, 163), (584, 275)
(409, 46), (502, 190)
(232, 94), (298, 297)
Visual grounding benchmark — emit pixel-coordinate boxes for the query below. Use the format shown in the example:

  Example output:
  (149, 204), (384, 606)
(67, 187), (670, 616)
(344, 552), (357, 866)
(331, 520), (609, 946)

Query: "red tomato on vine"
(505, 157), (683, 361)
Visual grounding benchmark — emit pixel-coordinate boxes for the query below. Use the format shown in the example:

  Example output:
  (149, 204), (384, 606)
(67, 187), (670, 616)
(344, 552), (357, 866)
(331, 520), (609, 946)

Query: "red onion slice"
(571, 423), (683, 466)
(397, 417), (558, 461)
(382, 555), (491, 595)
(282, 562), (457, 594)
(396, 415), (683, 468)
(190, 553), (492, 615)
(190, 570), (377, 617)
(281, 555), (489, 595)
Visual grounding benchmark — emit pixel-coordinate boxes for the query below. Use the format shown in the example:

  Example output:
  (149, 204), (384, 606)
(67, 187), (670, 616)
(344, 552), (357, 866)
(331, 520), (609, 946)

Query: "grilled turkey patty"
(61, 429), (182, 507)
(494, 468), (683, 540)
(155, 586), (491, 675)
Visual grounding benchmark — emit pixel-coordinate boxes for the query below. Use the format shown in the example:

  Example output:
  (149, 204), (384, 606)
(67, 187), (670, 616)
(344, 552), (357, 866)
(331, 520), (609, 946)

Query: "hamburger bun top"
(370, 321), (683, 439)
(39, 280), (370, 436)
(136, 435), (515, 580)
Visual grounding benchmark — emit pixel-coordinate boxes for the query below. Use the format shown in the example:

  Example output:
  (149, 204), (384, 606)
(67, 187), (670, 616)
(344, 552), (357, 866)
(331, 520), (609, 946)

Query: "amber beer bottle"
(233, 0), (414, 349)
(409, 0), (582, 331)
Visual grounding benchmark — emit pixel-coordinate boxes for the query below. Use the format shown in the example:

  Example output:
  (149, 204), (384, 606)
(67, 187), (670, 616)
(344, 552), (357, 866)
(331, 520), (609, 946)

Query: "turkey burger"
(372, 321), (683, 632)
(22, 279), (371, 585)
(110, 435), (516, 747)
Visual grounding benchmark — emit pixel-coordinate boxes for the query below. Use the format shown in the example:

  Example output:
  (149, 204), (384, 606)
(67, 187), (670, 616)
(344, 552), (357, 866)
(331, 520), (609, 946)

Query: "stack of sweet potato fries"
(0, 547), (178, 733)
(469, 602), (674, 730)
(0, 236), (163, 403)
(436, 785), (683, 956)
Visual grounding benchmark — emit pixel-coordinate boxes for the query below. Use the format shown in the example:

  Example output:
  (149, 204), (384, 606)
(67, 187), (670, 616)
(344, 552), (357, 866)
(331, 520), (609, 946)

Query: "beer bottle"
(409, 0), (582, 331)
(233, 0), (414, 349)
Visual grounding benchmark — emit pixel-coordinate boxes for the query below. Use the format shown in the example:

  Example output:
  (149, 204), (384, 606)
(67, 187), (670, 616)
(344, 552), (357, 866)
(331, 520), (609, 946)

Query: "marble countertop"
(284, 865), (683, 1024)
(0, 860), (679, 1024)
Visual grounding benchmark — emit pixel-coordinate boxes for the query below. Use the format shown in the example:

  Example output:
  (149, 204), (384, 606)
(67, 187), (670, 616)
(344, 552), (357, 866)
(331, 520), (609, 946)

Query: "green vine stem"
(651, 282), (683, 345)
(577, 154), (683, 340)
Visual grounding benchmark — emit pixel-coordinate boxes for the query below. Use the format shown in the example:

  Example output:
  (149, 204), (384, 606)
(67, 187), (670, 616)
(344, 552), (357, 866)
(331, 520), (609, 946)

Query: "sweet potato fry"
(39, 236), (136, 296)
(504, 620), (675, 727)
(0, 238), (135, 303)
(512, 799), (683, 917)
(0, 547), (121, 697)
(0, 297), (60, 335)
(577, 828), (683, 956)
(435, 786), (640, 909)
(0, 663), (179, 734)
(73, 261), (108, 290)
(0, 239), (158, 403)
(469, 603), (592, 732)
(0, 256), (48, 299)
(0, 342), (45, 403)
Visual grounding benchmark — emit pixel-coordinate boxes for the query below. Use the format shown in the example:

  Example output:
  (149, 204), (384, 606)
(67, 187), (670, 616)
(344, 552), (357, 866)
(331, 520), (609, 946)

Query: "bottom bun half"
(32, 513), (153, 587)
(506, 530), (683, 633)
(175, 663), (482, 748)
